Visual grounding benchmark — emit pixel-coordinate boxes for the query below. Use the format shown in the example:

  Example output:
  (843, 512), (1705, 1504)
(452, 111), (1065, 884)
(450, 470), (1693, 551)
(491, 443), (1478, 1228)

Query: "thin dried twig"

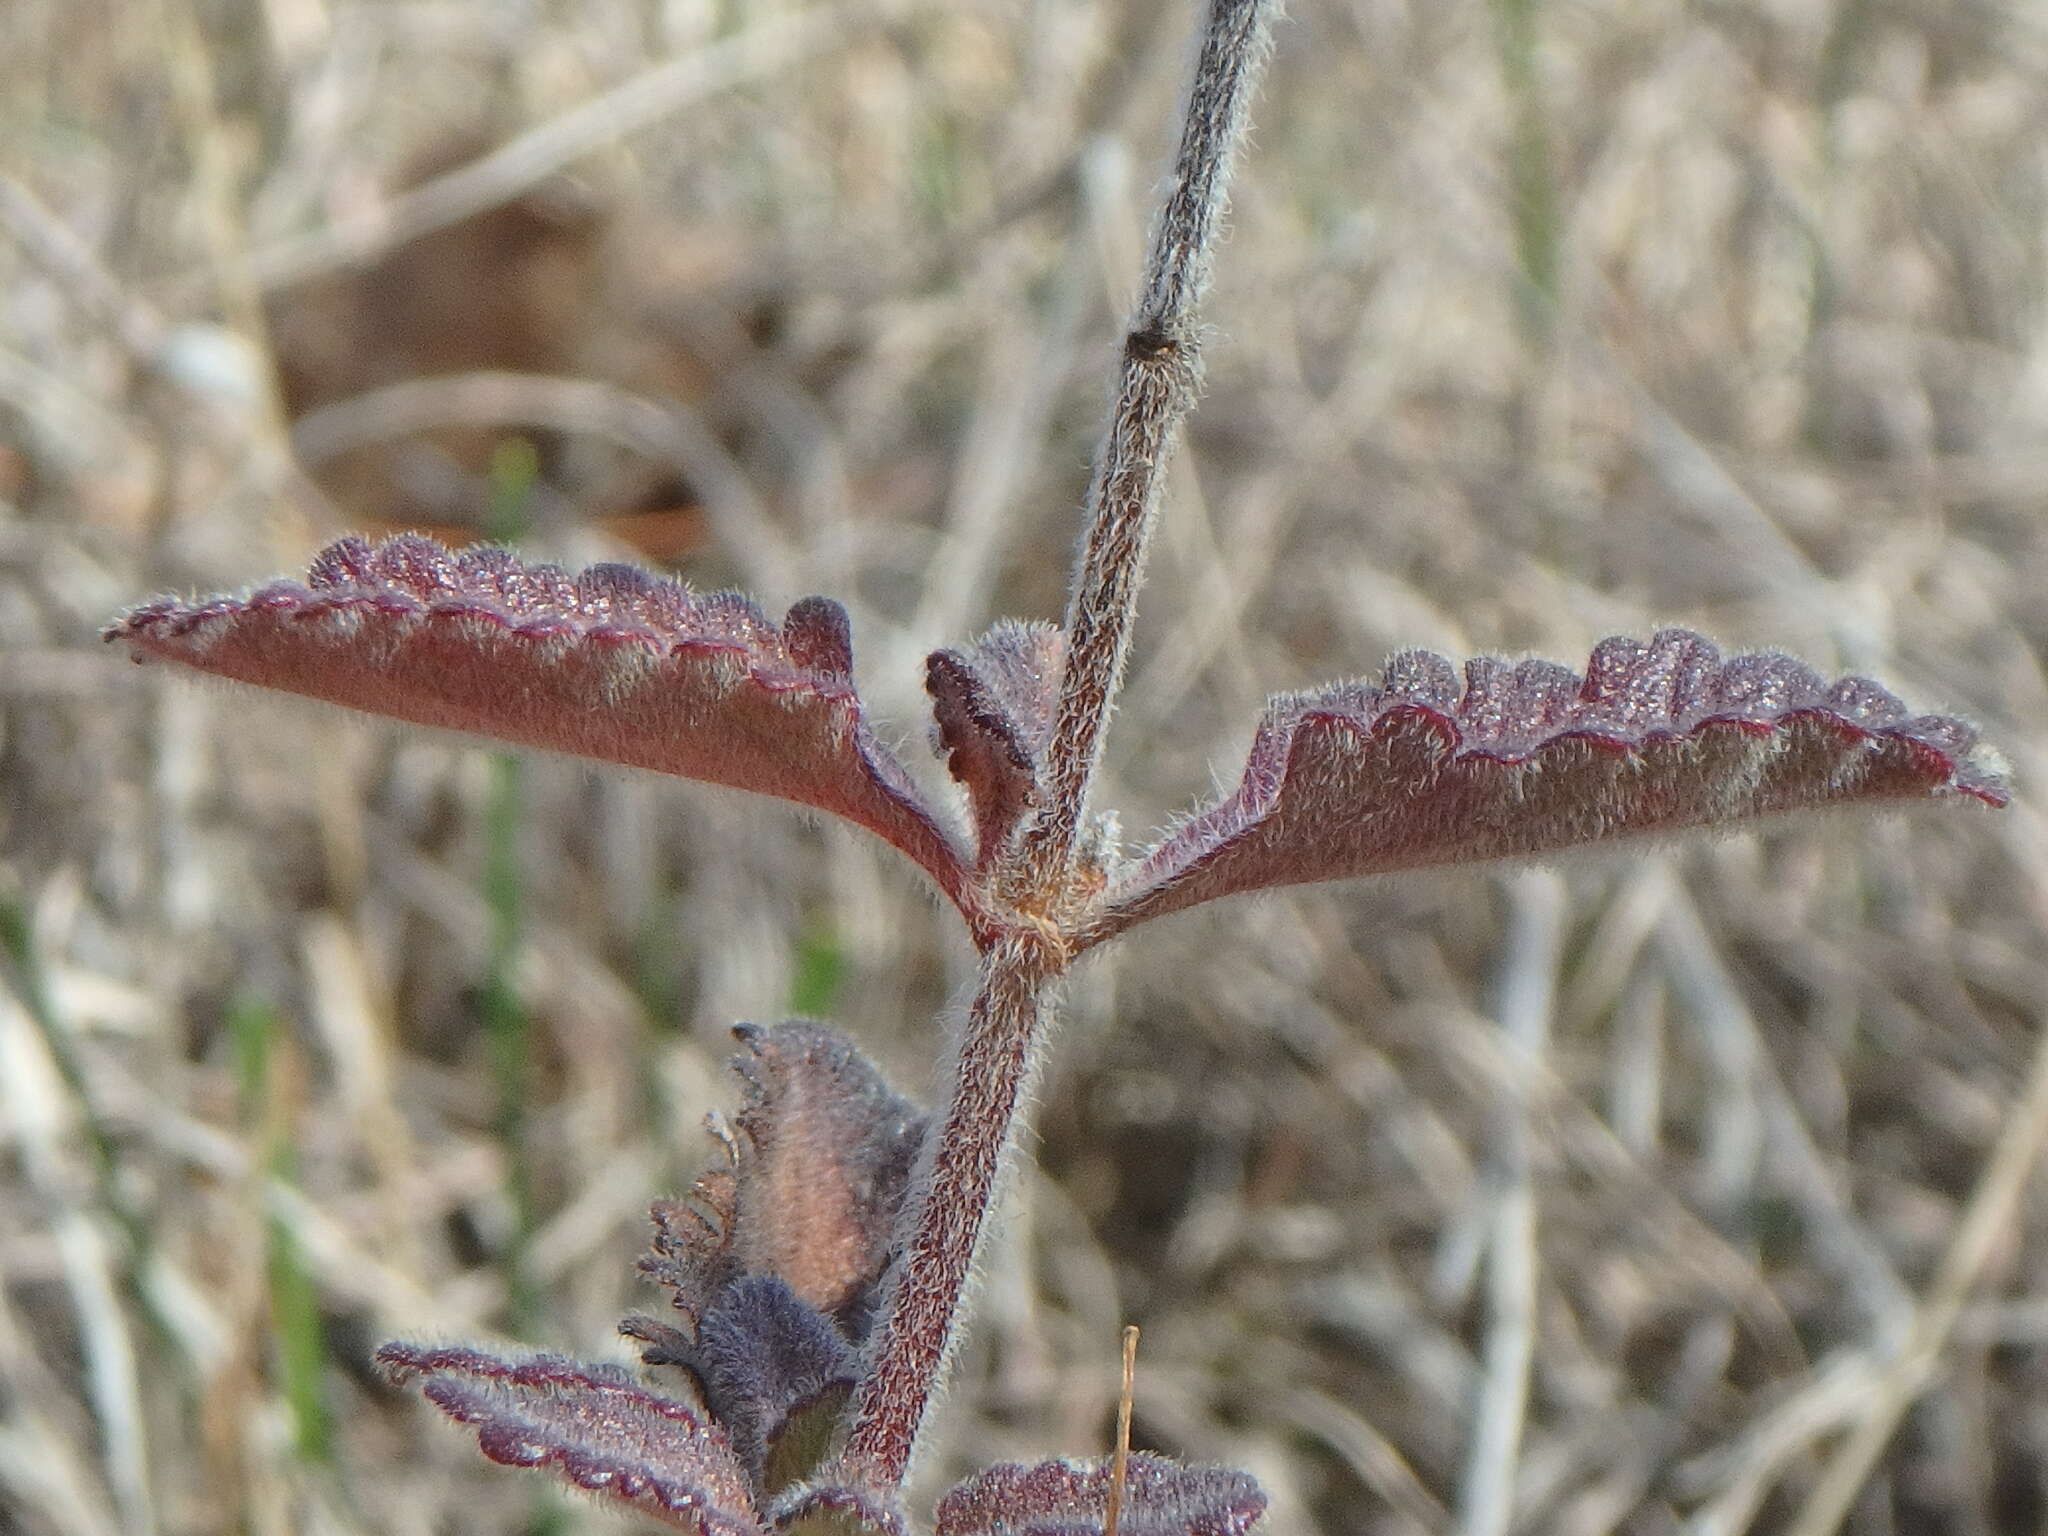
(1255, 1384), (1448, 1536)
(1105, 1323), (1139, 1536)
(1455, 871), (1567, 1536)
(1785, 818), (2048, 1536)
(1659, 893), (1915, 1345)
(0, 989), (155, 1536)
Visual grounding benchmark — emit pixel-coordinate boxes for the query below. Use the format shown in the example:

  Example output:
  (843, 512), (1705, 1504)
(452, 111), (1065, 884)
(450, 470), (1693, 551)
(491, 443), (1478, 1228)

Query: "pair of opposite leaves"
(109, 534), (2004, 1536)
(110, 532), (2007, 946)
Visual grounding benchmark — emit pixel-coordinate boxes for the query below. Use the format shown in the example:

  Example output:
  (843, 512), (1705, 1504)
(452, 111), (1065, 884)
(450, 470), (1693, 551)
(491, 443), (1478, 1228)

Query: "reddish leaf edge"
(107, 534), (972, 909)
(1089, 628), (2008, 944)
(375, 1341), (769, 1536)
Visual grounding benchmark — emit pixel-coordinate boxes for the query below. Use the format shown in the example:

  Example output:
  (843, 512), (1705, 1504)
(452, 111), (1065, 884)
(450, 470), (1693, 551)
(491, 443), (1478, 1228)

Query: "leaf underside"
(108, 535), (970, 906)
(1091, 629), (2007, 944)
(726, 1022), (927, 1329)
(628, 1021), (920, 1459)
(375, 1342), (767, 1536)
(934, 1453), (1267, 1536)
(927, 621), (1066, 868)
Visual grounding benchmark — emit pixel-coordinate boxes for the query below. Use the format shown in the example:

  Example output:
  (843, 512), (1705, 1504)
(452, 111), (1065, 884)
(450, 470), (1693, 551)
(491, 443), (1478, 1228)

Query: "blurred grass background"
(4, 0), (2048, 1531)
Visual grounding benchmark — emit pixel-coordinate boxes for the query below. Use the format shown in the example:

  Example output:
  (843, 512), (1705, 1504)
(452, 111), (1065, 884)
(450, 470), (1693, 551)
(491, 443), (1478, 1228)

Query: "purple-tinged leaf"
(927, 622), (1066, 867)
(768, 1478), (910, 1536)
(634, 1023), (924, 1348)
(1089, 629), (2007, 944)
(694, 1275), (858, 1495)
(934, 1453), (1266, 1536)
(728, 1022), (926, 1333)
(107, 534), (970, 906)
(375, 1341), (767, 1536)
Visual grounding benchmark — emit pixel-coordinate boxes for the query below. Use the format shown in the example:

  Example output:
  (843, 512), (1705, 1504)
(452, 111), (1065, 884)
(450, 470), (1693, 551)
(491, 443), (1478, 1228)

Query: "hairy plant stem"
(1024, 0), (1277, 893)
(841, 0), (1278, 1492)
(841, 932), (1059, 1483)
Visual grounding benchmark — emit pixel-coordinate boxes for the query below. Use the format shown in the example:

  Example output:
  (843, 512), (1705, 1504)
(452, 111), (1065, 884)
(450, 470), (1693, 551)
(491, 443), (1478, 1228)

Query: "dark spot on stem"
(1125, 325), (1176, 362)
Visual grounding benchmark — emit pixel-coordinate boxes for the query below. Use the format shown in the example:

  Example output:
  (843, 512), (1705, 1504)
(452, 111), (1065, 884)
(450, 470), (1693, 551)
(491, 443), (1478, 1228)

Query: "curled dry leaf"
(1090, 629), (2008, 943)
(934, 1453), (1267, 1536)
(374, 1343), (768, 1536)
(106, 534), (970, 907)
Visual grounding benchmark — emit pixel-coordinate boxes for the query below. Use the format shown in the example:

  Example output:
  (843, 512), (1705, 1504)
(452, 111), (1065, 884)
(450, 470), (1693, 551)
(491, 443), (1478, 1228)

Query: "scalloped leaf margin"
(375, 1342), (768, 1536)
(1088, 629), (2007, 944)
(108, 535), (971, 907)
